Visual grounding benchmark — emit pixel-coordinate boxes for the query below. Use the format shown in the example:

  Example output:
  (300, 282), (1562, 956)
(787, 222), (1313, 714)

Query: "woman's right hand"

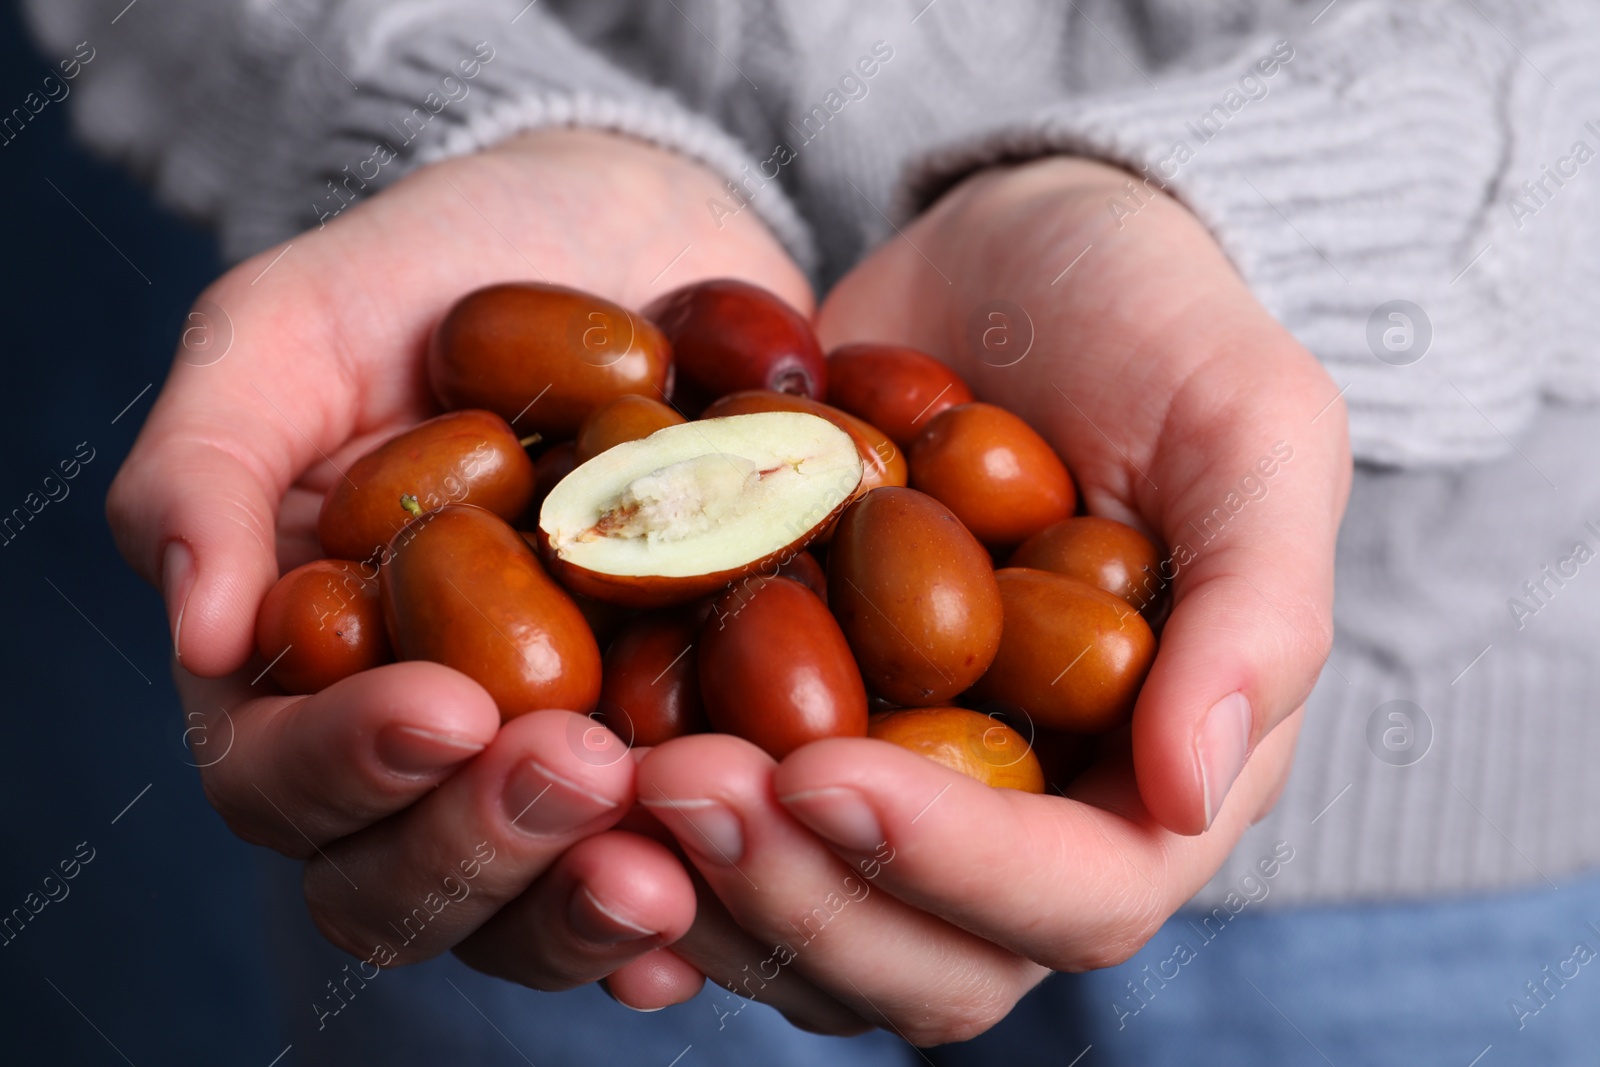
(108, 128), (812, 996)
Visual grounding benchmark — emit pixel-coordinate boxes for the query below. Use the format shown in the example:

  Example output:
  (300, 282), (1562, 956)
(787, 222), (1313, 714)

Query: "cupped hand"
(108, 128), (811, 991)
(633, 155), (1350, 1041)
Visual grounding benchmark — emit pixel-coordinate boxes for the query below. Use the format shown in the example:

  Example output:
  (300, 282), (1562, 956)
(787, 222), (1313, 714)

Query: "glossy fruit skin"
(571, 593), (635, 648)
(319, 410), (536, 563)
(519, 440), (579, 528)
(827, 487), (1002, 706)
(644, 279), (824, 410)
(908, 402), (1076, 549)
(255, 560), (392, 694)
(869, 707), (1044, 792)
(825, 343), (974, 447)
(382, 504), (601, 722)
(1009, 516), (1164, 615)
(596, 611), (705, 747)
(517, 530), (635, 646)
(969, 568), (1155, 733)
(698, 576), (867, 759)
(701, 390), (906, 498)
(574, 395), (686, 463)
(430, 282), (672, 438)
(775, 550), (828, 604)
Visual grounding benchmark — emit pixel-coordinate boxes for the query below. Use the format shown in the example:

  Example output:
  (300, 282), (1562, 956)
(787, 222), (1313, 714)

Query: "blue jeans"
(265, 855), (1600, 1065)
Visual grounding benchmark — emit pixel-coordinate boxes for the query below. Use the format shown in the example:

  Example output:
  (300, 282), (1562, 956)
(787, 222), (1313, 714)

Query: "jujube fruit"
(701, 390), (906, 499)
(969, 568), (1155, 733)
(538, 412), (862, 608)
(645, 278), (825, 409)
(318, 409), (535, 562)
(595, 611), (706, 747)
(518, 530), (634, 646)
(523, 440), (579, 525)
(1009, 516), (1164, 615)
(775, 550), (828, 604)
(575, 395), (686, 463)
(698, 576), (867, 759)
(430, 282), (671, 438)
(908, 402), (1075, 549)
(381, 504), (601, 721)
(255, 559), (392, 694)
(869, 707), (1044, 792)
(827, 487), (1002, 705)
(825, 343), (974, 447)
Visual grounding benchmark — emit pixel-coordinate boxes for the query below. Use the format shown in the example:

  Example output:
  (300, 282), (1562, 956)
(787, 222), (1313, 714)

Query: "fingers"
(454, 830), (697, 994)
(108, 411), (283, 677)
(639, 735), (1042, 1045)
(301, 710), (634, 965)
(1252, 710), (1303, 825)
(604, 950), (706, 1012)
(181, 660), (499, 855)
(774, 721), (1296, 976)
(1127, 348), (1348, 834)
(106, 258), (359, 678)
(665, 873), (873, 1037)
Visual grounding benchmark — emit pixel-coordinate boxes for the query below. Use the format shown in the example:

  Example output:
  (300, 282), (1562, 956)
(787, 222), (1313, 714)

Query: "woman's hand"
(631, 155), (1351, 1042)
(107, 128), (811, 992)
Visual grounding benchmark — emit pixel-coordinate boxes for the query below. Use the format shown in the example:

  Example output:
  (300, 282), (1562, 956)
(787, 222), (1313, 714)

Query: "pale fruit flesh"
(540, 412), (862, 588)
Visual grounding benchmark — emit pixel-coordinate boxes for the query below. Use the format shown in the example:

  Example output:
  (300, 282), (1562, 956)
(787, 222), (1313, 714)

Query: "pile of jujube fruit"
(255, 279), (1167, 794)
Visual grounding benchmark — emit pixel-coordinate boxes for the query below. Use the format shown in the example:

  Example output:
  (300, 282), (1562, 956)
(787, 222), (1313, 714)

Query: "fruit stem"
(518, 433), (542, 448)
(399, 494), (422, 518)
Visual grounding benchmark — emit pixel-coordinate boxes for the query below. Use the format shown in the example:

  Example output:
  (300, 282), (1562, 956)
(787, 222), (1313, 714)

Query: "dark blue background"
(0, 5), (280, 1062)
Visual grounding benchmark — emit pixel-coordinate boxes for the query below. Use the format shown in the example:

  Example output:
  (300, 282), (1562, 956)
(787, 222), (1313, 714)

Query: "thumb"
(106, 275), (352, 677)
(1132, 419), (1349, 836)
(107, 385), (288, 678)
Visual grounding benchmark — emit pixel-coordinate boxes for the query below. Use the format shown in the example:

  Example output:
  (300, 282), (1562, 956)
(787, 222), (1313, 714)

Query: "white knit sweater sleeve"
(21, 0), (814, 267)
(899, 1), (1600, 468)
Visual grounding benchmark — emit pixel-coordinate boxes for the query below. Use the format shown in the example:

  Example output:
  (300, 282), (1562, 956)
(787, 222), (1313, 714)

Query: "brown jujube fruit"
(700, 390), (906, 497)
(775, 550), (828, 604)
(698, 576), (867, 759)
(382, 504), (601, 722)
(430, 282), (671, 438)
(869, 707), (1045, 793)
(595, 611), (705, 747)
(535, 496), (851, 611)
(318, 410), (535, 562)
(827, 487), (1002, 706)
(255, 559), (392, 694)
(969, 568), (1155, 733)
(574, 395), (686, 463)
(1009, 516), (1165, 615)
(536, 412), (863, 609)
(521, 440), (579, 526)
(518, 530), (634, 646)
(908, 402), (1075, 549)
(825, 343), (974, 447)
(644, 278), (825, 410)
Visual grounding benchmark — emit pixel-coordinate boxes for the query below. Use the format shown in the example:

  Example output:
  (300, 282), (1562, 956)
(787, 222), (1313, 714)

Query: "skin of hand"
(628, 155), (1352, 1043)
(105, 128), (815, 999)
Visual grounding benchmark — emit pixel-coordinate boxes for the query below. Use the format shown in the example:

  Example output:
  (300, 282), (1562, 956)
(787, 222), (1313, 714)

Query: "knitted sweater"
(26, 0), (1600, 906)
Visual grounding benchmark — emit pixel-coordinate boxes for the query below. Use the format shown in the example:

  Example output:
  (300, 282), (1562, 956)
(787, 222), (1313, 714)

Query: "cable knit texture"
(25, 0), (1600, 905)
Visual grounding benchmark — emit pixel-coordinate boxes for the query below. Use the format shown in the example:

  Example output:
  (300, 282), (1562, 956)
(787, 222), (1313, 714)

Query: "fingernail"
(567, 886), (657, 945)
(375, 725), (485, 777)
(602, 976), (667, 1013)
(778, 787), (884, 852)
(1198, 692), (1253, 829)
(503, 760), (618, 836)
(162, 540), (194, 662)
(639, 797), (743, 865)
